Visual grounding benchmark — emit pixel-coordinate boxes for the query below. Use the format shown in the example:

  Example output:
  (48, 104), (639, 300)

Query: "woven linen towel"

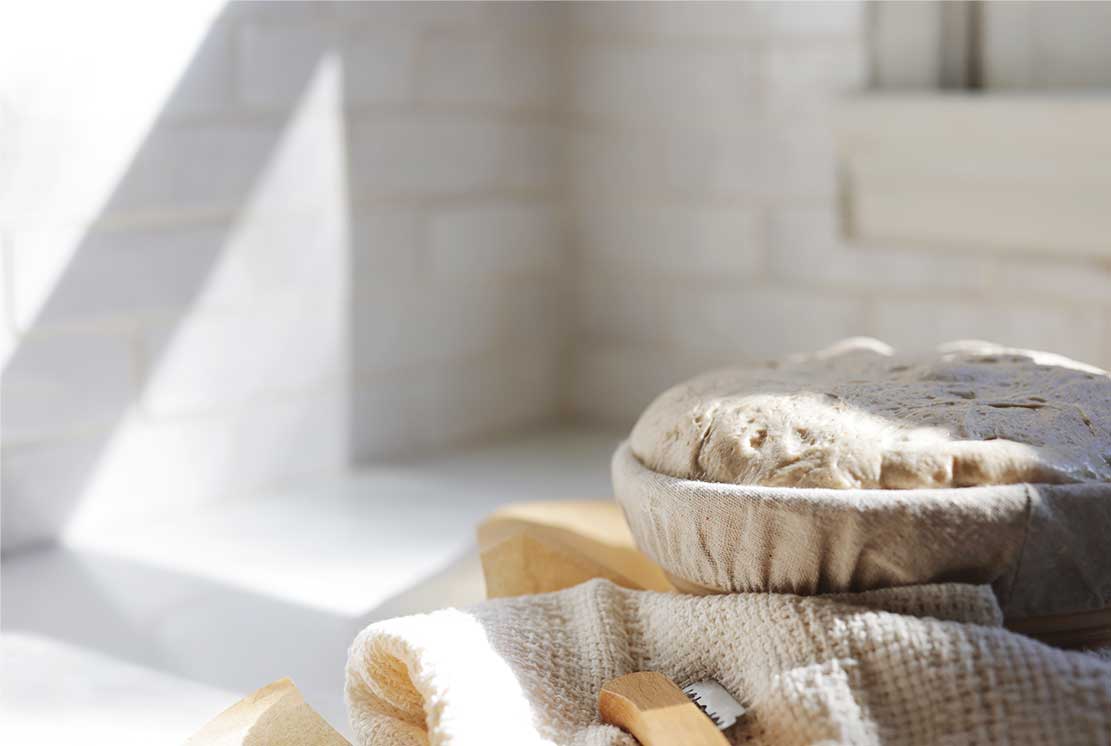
(345, 579), (1111, 746)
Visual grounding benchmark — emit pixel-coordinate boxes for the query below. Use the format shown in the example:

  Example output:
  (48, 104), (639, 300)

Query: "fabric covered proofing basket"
(612, 440), (1111, 647)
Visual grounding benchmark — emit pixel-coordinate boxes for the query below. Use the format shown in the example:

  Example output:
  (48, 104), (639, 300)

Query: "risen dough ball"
(630, 339), (1111, 489)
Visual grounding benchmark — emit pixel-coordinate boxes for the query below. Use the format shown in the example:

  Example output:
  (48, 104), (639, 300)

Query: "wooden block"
(477, 500), (673, 598)
(185, 678), (351, 746)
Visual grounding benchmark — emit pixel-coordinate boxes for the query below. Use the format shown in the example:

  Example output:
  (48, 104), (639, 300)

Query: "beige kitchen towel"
(345, 579), (1111, 746)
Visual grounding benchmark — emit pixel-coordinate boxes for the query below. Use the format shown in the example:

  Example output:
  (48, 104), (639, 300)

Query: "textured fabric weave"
(612, 441), (1111, 622)
(345, 579), (1111, 746)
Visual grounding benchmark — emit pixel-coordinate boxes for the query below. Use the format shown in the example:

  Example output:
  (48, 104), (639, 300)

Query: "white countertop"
(2, 634), (239, 746)
(2, 427), (622, 742)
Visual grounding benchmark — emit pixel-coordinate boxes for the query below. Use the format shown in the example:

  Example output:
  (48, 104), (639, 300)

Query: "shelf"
(835, 94), (1111, 259)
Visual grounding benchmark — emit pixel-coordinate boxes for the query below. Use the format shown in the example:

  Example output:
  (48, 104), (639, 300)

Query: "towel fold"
(345, 580), (1111, 746)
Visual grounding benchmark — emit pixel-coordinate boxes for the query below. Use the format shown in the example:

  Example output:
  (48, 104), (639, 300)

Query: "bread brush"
(600, 672), (746, 746)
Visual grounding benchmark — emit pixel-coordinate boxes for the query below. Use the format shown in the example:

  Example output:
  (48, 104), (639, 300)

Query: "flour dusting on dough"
(630, 339), (1111, 489)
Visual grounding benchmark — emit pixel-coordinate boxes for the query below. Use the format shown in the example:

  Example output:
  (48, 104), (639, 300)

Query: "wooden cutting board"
(477, 499), (674, 598)
(185, 678), (350, 746)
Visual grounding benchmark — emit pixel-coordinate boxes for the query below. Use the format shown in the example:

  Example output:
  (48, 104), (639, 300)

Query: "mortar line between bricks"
(1, 230), (17, 336)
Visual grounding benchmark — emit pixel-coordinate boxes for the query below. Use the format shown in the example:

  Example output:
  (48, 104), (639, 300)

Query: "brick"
(330, 1), (487, 31)
(0, 4), (237, 224)
(350, 268), (434, 375)
(343, 31), (417, 107)
(418, 38), (558, 111)
(575, 271), (667, 344)
(423, 276), (560, 359)
(1026, 2), (1111, 87)
(202, 209), (347, 314)
(2, 433), (104, 550)
(139, 300), (344, 417)
(237, 23), (339, 110)
(768, 207), (996, 293)
(220, 49), (351, 219)
(352, 272), (559, 375)
(572, 126), (837, 201)
(752, 2), (864, 38)
(567, 344), (723, 426)
(60, 389), (349, 535)
(567, 130), (667, 201)
(427, 344), (561, 446)
(351, 369), (440, 460)
(571, 2), (753, 38)
(9, 222), (226, 328)
(159, 18), (237, 120)
(566, 346), (640, 426)
(571, 2), (862, 39)
(481, 2), (568, 33)
(570, 45), (758, 124)
(578, 203), (763, 277)
(0, 326), (12, 370)
(0, 115), (115, 224)
(238, 22), (413, 110)
(869, 299), (1107, 365)
(348, 209), (427, 375)
(348, 120), (559, 197)
(762, 43), (867, 117)
(8, 53), (352, 422)
(0, 232), (12, 341)
(428, 204), (562, 279)
(1104, 319), (1111, 371)
(993, 256), (1111, 305)
(353, 343), (560, 460)
(102, 121), (286, 219)
(11, 208), (345, 329)
(704, 126), (838, 199)
(871, 2), (943, 89)
(226, 1), (331, 25)
(2, 329), (136, 443)
(665, 286), (864, 361)
(351, 209), (425, 279)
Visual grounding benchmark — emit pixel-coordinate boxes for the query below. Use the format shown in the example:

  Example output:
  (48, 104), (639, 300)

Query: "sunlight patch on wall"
(64, 55), (351, 539)
(0, 1), (226, 327)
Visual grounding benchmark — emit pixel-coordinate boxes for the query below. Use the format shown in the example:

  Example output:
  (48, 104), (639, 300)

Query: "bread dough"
(630, 339), (1111, 489)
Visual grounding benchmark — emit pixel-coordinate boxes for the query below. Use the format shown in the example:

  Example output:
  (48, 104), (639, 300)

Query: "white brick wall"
(428, 205), (562, 278)
(348, 119), (560, 197)
(564, 1), (1111, 427)
(5, 1), (1111, 552)
(870, 300), (1109, 365)
(666, 287), (865, 361)
(4, 328), (137, 442)
(1, 1), (566, 552)
(9, 222), (228, 327)
(417, 36), (559, 112)
(577, 204), (764, 278)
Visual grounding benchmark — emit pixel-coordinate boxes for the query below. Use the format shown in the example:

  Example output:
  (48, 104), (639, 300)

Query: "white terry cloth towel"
(345, 579), (1111, 746)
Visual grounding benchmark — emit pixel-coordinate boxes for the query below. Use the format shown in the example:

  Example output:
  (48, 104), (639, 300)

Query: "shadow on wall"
(1, 4), (367, 552)
(4, 1), (567, 554)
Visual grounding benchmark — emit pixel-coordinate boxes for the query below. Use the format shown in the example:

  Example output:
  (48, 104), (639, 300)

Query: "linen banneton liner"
(612, 441), (1111, 627)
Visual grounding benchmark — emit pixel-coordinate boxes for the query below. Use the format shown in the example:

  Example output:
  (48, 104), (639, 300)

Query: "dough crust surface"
(630, 339), (1111, 489)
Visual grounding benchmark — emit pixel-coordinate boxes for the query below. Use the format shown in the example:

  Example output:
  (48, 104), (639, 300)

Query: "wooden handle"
(599, 672), (729, 746)
(477, 500), (674, 599)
